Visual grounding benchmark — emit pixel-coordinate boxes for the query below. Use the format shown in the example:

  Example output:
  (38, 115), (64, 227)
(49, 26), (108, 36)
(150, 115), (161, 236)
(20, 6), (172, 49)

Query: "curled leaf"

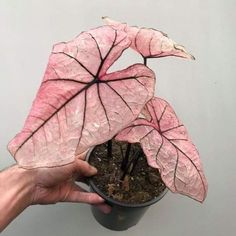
(116, 97), (207, 202)
(103, 17), (195, 60)
(8, 26), (155, 168)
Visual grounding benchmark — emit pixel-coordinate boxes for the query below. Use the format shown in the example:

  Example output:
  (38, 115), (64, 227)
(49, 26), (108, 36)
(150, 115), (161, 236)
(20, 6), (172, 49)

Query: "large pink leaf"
(103, 17), (195, 60)
(115, 97), (207, 202)
(8, 26), (155, 168)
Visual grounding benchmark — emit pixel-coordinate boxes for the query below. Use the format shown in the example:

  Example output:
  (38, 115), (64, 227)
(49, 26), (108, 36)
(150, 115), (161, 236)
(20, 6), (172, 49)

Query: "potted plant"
(7, 17), (208, 231)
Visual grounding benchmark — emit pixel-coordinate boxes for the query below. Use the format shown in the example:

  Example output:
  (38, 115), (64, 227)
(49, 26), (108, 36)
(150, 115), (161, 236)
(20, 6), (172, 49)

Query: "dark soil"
(89, 139), (166, 204)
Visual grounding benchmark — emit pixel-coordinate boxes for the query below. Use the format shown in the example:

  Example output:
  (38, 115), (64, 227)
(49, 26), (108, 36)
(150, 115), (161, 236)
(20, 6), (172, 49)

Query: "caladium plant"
(8, 17), (207, 202)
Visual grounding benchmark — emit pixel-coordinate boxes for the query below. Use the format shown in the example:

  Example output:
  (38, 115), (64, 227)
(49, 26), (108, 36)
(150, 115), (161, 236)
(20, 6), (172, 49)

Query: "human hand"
(0, 154), (111, 232)
(28, 155), (111, 213)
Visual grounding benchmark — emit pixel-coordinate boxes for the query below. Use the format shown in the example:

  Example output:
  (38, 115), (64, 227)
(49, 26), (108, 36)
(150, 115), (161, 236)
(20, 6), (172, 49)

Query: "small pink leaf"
(103, 17), (195, 60)
(8, 26), (155, 168)
(116, 97), (208, 202)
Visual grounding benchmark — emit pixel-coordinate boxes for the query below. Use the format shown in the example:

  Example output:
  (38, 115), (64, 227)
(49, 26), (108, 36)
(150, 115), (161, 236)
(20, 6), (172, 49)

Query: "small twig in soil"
(129, 152), (140, 176)
(121, 150), (140, 180)
(119, 145), (124, 159)
(121, 143), (132, 171)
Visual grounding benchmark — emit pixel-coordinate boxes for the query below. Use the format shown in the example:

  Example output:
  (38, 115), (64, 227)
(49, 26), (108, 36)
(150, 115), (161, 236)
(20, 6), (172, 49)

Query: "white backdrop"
(0, 1), (235, 235)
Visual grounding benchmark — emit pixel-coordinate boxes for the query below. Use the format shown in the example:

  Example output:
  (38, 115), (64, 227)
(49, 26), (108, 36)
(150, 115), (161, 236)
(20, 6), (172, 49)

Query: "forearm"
(0, 165), (35, 232)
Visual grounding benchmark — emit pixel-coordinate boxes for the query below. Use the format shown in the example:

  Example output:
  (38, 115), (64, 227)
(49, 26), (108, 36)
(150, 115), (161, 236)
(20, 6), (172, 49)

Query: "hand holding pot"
(31, 155), (107, 206)
(0, 154), (110, 232)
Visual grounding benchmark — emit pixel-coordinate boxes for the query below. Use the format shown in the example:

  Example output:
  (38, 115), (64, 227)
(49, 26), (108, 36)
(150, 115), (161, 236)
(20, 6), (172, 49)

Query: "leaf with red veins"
(115, 97), (207, 202)
(8, 25), (155, 168)
(103, 17), (195, 60)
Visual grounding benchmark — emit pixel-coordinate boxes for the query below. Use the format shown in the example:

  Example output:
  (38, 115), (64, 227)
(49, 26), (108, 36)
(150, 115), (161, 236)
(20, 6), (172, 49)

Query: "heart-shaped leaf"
(8, 26), (155, 168)
(116, 97), (207, 202)
(103, 17), (195, 60)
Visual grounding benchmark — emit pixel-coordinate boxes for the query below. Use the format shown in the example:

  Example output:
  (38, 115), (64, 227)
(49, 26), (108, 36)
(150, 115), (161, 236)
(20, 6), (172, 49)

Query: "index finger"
(74, 159), (97, 177)
(75, 150), (89, 161)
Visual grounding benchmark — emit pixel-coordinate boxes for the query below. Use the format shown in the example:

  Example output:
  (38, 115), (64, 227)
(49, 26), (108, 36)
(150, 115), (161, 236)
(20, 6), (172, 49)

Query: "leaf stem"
(129, 152), (140, 176)
(143, 57), (147, 66)
(121, 143), (131, 171)
(121, 150), (140, 180)
(107, 140), (112, 158)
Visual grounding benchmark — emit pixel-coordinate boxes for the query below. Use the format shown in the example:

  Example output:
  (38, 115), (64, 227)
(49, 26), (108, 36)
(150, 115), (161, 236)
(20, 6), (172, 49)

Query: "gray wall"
(0, 0), (235, 235)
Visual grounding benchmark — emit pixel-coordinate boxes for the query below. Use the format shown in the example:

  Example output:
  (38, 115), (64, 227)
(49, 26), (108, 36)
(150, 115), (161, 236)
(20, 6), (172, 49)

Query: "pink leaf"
(8, 26), (155, 168)
(103, 17), (195, 60)
(116, 97), (208, 202)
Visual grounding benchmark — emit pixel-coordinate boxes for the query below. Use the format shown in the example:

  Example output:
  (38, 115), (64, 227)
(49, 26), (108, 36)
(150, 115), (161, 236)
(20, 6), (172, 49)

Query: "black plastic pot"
(87, 149), (168, 231)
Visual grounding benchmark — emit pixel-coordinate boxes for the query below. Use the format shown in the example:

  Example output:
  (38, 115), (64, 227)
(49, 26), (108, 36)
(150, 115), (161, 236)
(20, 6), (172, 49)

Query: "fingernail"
(98, 196), (104, 202)
(91, 166), (97, 173)
(103, 205), (112, 214)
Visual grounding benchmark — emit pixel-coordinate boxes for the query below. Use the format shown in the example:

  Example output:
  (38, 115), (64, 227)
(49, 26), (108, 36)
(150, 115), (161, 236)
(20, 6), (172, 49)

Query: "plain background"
(0, 0), (235, 235)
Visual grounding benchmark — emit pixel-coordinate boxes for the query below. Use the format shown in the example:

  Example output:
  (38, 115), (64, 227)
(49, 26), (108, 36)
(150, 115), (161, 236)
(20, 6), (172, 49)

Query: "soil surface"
(89, 139), (166, 204)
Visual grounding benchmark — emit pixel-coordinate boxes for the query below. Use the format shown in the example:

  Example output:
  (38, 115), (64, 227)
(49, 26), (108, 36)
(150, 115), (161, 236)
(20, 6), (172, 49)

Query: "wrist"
(0, 165), (36, 231)
(5, 165), (36, 205)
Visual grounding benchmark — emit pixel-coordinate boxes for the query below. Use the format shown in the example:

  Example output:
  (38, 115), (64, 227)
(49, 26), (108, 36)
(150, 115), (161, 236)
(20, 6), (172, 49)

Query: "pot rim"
(86, 147), (168, 208)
